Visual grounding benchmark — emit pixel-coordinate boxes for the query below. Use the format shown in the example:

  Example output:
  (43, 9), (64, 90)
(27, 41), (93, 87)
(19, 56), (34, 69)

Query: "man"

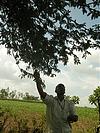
(34, 70), (78, 133)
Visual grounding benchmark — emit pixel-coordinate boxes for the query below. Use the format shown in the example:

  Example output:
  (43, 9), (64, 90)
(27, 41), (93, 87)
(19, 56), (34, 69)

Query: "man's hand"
(67, 115), (78, 123)
(33, 70), (46, 98)
(33, 70), (45, 89)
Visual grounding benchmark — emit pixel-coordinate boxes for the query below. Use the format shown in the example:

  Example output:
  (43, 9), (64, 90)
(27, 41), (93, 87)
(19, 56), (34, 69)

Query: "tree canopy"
(65, 95), (80, 104)
(89, 86), (100, 107)
(88, 86), (100, 123)
(0, 0), (100, 78)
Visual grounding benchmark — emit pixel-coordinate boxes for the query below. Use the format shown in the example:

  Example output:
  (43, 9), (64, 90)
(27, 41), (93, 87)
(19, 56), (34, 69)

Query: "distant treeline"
(0, 87), (80, 104)
(0, 87), (39, 101)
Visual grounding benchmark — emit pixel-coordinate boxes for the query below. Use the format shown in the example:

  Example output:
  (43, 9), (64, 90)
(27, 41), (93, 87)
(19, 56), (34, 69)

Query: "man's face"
(56, 89), (65, 101)
(55, 84), (65, 101)
(56, 87), (65, 94)
(57, 92), (64, 101)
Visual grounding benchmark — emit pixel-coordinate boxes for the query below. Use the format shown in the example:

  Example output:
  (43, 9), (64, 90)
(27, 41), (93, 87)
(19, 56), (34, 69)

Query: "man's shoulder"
(47, 94), (54, 98)
(44, 94), (54, 101)
(64, 97), (70, 102)
(64, 98), (74, 105)
(54, 96), (58, 99)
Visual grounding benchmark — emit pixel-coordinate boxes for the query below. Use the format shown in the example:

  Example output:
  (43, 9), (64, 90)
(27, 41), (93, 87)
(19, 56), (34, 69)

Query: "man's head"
(55, 84), (65, 101)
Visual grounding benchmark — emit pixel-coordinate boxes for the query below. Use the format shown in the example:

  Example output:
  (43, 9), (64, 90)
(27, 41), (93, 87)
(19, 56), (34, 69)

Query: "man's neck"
(58, 97), (64, 102)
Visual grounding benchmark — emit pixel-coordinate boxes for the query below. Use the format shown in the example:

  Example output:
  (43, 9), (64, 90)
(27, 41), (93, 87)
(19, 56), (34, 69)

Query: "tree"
(17, 92), (24, 99)
(71, 96), (80, 104)
(65, 95), (80, 104)
(23, 92), (39, 101)
(88, 86), (100, 123)
(0, 87), (9, 99)
(9, 90), (17, 99)
(0, 0), (100, 78)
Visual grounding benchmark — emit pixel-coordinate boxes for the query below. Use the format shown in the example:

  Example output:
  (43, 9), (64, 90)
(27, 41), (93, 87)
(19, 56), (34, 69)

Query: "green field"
(0, 99), (99, 133)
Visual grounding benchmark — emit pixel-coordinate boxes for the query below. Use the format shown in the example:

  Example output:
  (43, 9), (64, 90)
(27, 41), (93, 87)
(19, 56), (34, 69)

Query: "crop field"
(0, 99), (98, 133)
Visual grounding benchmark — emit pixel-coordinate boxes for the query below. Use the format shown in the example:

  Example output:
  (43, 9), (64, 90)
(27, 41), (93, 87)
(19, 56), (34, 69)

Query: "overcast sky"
(0, 6), (100, 108)
(0, 45), (99, 107)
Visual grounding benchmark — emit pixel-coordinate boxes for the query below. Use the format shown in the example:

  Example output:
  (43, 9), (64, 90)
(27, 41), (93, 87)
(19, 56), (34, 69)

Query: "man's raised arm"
(34, 70), (46, 99)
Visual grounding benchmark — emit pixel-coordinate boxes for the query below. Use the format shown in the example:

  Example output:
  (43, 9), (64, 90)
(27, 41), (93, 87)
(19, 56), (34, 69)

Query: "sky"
(0, 5), (100, 108)
(0, 46), (99, 108)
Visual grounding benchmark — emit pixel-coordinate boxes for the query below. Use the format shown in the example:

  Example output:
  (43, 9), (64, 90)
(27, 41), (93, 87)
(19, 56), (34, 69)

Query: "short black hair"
(55, 83), (65, 93)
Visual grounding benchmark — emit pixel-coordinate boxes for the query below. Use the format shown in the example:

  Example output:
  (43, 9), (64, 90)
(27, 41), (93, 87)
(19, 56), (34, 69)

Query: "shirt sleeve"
(42, 94), (54, 105)
(69, 101), (76, 115)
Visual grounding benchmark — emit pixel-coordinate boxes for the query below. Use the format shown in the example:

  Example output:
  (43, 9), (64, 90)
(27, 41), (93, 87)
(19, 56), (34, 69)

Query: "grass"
(0, 99), (99, 133)
(0, 99), (46, 114)
(73, 107), (98, 133)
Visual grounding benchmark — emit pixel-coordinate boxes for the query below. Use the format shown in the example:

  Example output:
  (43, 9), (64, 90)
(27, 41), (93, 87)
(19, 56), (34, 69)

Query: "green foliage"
(0, 99), (45, 114)
(71, 96), (80, 104)
(89, 86), (100, 123)
(0, 100), (98, 133)
(65, 95), (80, 104)
(89, 86), (100, 107)
(23, 92), (39, 101)
(0, 87), (39, 101)
(9, 90), (17, 99)
(0, 0), (100, 78)
(0, 87), (9, 99)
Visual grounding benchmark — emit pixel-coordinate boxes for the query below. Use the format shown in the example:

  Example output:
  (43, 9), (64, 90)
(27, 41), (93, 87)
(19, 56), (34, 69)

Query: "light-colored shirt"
(42, 94), (76, 133)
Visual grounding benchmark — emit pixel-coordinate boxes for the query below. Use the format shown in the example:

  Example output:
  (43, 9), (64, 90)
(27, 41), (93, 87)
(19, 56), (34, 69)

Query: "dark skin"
(34, 70), (78, 122)
(34, 70), (65, 101)
(57, 92), (65, 101)
(34, 70), (46, 99)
